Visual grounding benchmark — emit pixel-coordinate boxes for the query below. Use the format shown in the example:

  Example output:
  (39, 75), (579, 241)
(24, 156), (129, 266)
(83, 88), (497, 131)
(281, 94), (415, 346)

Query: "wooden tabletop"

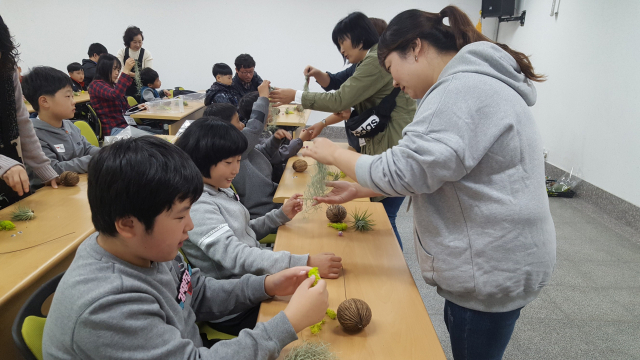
(273, 142), (368, 204)
(272, 105), (311, 127)
(130, 102), (205, 121)
(0, 175), (94, 307)
(257, 202), (446, 360)
(26, 92), (91, 113)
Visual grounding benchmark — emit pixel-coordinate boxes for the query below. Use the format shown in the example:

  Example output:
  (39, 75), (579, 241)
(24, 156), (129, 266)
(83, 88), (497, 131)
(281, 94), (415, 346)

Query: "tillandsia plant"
(133, 60), (143, 95)
(303, 75), (310, 92)
(349, 208), (375, 232)
(303, 163), (330, 214)
(11, 205), (35, 221)
(283, 341), (339, 360)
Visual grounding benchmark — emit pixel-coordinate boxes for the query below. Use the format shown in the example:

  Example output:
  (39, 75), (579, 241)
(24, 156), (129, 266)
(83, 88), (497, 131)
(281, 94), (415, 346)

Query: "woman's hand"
(312, 181), (360, 204)
(2, 165), (30, 196)
(306, 122), (325, 140)
(269, 88), (296, 107)
(304, 65), (323, 78)
(123, 58), (136, 74)
(298, 138), (340, 166)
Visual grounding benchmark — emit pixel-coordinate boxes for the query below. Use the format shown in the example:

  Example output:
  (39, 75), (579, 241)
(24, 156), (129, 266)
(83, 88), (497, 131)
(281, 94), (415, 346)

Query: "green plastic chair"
(73, 121), (99, 147)
(127, 96), (138, 107)
(177, 249), (237, 341)
(12, 272), (65, 360)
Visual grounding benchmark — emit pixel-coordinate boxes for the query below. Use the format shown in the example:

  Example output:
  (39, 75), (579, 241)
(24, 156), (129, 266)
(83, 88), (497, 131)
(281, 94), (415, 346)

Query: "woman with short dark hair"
(270, 12), (415, 247)
(116, 26), (154, 98)
(0, 15), (58, 207)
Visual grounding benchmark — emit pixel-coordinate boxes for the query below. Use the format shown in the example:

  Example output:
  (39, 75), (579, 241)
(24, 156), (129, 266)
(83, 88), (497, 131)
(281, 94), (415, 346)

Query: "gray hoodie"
(185, 184), (308, 281)
(43, 233), (297, 360)
(29, 118), (99, 186)
(234, 96), (282, 218)
(355, 42), (556, 312)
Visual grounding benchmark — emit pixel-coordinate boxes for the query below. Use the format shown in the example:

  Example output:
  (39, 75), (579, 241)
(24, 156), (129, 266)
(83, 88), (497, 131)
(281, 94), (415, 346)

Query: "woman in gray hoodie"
(300, 6), (556, 360)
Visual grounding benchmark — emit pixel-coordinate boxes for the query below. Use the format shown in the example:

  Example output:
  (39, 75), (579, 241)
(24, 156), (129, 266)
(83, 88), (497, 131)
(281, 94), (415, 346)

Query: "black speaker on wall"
(482, 0), (516, 18)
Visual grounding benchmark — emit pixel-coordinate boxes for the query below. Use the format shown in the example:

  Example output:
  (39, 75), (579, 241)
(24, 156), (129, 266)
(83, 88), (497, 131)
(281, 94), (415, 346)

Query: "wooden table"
(0, 175), (94, 359)
(257, 202), (446, 360)
(273, 142), (368, 204)
(26, 92), (90, 113)
(131, 103), (205, 135)
(273, 104), (311, 138)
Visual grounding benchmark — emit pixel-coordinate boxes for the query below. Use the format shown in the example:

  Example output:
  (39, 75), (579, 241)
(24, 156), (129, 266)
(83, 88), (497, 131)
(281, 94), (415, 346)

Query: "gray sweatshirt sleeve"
(0, 70), (58, 181)
(71, 274), (297, 359)
(255, 135), (283, 162)
(142, 88), (157, 102)
(355, 130), (467, 197)
(240, 97), (269, 158)
(191, 205), (308, 276)
(39, 139), (93, 174)
(260, 138), (304, 166)
(248, 208), (291, 240)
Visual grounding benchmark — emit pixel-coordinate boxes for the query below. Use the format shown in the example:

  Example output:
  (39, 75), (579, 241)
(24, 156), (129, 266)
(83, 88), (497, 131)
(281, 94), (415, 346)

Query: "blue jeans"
(380, 196), (404, 250)
(444, 300), (522, 360)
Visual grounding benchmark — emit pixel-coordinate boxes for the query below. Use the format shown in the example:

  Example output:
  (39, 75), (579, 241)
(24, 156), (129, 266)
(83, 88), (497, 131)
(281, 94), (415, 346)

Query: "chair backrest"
(12, 272), (65, 360)
(127, 96), (138, 107)
(73, 121), (100, 147)
(85, 104), (103, 139)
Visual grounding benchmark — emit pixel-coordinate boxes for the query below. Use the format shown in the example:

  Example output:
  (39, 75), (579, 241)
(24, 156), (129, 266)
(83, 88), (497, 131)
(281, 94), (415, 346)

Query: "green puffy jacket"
(302, 44), (416, 156)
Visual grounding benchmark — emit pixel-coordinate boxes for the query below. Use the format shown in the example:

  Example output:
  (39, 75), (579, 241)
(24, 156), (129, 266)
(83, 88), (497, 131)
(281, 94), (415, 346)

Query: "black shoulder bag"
(345, 87), (401, 138)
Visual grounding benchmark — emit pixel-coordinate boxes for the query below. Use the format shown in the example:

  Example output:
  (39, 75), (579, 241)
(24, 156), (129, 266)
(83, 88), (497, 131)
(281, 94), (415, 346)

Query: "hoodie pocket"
(414, 231), (437, 287)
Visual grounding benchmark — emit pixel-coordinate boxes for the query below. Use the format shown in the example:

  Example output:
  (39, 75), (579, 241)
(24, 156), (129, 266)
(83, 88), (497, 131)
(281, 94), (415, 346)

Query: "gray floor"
(395, 196), (640, 360)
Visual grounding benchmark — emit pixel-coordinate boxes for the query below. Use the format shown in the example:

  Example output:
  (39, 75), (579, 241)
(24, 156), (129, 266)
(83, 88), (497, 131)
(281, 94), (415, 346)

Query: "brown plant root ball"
(59, 171), (80, 186)
(292, 159), (308, 173)
(326, 204), (347, 223)
(337, 298), (372, 333)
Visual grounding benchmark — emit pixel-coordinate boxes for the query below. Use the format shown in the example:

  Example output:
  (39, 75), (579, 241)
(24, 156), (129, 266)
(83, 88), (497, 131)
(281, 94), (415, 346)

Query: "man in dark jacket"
(232, 54), (263, 98)
(81, 43), (108, 85)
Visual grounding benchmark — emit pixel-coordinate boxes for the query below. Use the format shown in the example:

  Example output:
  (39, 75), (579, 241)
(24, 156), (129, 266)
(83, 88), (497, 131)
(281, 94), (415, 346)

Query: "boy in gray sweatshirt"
(175, 117), (342, 335)
(42, 136), (329, 360)
(21, 66), (100, 188)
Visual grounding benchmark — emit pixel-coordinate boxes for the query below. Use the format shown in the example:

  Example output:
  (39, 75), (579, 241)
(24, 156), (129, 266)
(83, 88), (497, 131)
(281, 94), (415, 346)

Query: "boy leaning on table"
(42, 136), (329, 360)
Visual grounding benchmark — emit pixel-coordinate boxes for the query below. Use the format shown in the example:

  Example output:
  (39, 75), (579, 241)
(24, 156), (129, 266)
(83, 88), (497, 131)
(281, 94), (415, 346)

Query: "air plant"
(303, 163), (330, 214)
(11, 205), (35, 221)
(349, 208), (375, 232)
(133, 60), (144, 95)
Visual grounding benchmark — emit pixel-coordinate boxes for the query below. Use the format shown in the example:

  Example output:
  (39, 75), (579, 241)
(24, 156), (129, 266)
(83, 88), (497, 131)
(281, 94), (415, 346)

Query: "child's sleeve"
(71, 284), (297, 360)
(262, 138), (304, 166)
(141, 88), (156, 102)
(189, 204), (308, 277)
(248, 208), (292, 240)
(240, 97), (269, 158)
(40, 140), (92, 174)
(254, 135), (283, 163)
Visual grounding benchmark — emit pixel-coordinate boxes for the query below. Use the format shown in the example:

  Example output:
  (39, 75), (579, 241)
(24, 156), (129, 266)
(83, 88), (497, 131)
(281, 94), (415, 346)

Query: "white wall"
(482, 0), (640, 206)
(1, 0), (481, 125)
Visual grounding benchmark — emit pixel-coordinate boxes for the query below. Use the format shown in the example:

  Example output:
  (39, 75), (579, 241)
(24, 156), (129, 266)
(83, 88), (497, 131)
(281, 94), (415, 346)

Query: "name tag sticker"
(359, 138), (366, 147)
(54, 144), (65, 153)
(124, 116), (137, 126)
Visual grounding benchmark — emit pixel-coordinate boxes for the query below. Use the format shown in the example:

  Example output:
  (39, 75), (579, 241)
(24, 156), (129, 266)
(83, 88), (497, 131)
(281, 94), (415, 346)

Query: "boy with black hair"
(204, 63), (241, 106)
(175, 117), (340, 335)
(139, 67), (170, 103)
(21, 66), (99, 187)
(66, 62), (86, 91)
(42, 136), (329, 359)
(81, 42), (108, 85)
(232, 54), (263, 99)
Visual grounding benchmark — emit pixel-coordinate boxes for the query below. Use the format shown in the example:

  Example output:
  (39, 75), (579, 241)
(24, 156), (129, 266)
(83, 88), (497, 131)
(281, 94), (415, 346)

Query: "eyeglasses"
(238, 69), (254, 76)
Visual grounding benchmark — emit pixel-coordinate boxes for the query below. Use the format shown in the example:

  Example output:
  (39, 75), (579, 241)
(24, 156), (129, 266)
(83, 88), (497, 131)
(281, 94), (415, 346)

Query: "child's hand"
(163, 90), (171, 97)
(283, 194), (303, 219)
(298, 128), (313, 142)
(308, 252), (342, 279)
(273, 129), (292, 140)
(123, 58), (136, 74)
(264, 266), (312, 297)
(283, 275), (329, 333)
(258, 80), (271, 98)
